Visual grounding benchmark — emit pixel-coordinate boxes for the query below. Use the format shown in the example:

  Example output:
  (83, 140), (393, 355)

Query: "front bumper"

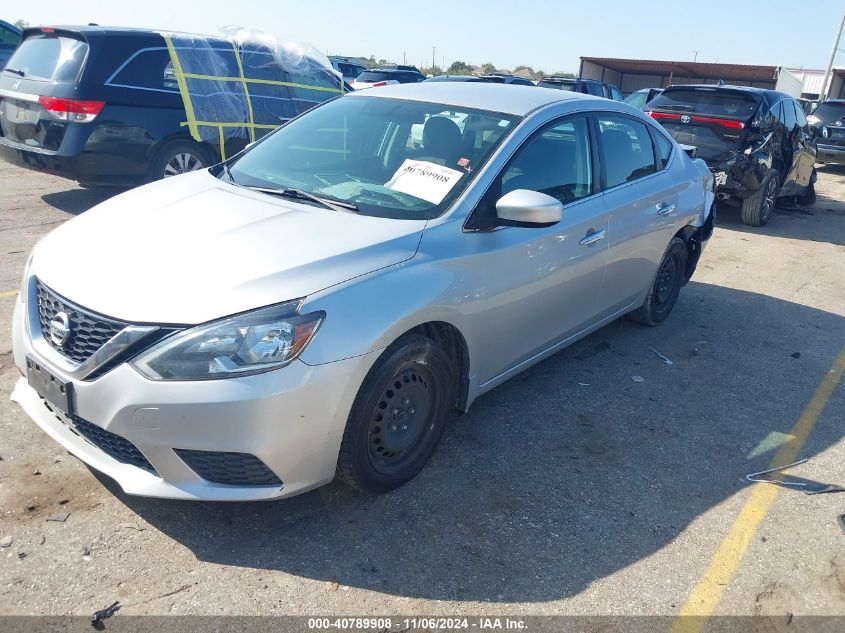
(10, 296), (380, 501)
(816, 143), (845, 164)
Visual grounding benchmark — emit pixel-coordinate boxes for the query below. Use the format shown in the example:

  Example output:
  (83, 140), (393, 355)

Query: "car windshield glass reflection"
(228, 96), (519, 220)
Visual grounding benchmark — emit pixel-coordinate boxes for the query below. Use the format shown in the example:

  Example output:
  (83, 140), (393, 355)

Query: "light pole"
(820, 13), (845, 102)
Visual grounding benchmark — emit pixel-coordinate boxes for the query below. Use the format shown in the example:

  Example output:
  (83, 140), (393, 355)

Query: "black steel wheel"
(627, 236), (688, 326)
(337, 334), (456, 493)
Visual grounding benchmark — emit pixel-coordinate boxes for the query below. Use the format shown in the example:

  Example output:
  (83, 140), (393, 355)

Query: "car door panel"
(595, 114), (683, 308)
(465, 196), (610, 385)
(459, 114), (613, 385)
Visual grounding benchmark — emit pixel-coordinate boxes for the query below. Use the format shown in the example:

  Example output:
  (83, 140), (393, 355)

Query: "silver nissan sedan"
(11, 83), (715, 500)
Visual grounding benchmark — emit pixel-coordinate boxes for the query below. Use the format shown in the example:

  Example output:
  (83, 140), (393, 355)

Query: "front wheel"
(337, 334), (456, 493)
(741, 169), (779, 226)
(627, 236), (688, 326)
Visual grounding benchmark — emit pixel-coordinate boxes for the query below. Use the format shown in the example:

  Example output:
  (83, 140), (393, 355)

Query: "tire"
(741, 169), (779, 226)
(627, 236), (688, 326)
(149, 140), (211, 182)
(797, 180), (816, 206)
(337, 334), (457, 493)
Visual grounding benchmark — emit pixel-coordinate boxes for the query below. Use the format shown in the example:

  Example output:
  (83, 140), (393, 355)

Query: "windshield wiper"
(4, 68), (25, 77)
(243, 185), (358, 213)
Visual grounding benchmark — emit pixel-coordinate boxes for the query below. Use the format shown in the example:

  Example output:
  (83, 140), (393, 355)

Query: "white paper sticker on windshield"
(383, 159), (464, 205)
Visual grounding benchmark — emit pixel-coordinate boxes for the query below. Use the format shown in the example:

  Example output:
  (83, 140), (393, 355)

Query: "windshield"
(228, 96), (520, 219)
(649, 88), (760, 119)
(538, 80), (575, 91)
(3, 33), (88, 81)
(813, 102), (845, 122)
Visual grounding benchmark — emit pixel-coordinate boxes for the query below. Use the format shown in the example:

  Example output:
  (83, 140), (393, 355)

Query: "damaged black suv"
(646, 85), (816, 226)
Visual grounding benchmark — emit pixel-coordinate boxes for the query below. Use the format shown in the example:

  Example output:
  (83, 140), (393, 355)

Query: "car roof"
(663, 83), (791, 104)
(346, 81), (600, 116)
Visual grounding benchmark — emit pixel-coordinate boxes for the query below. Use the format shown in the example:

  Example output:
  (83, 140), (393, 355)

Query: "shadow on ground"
(41, 187), (125, 216)
(107, 281), (845, 603)
(714, 194), (845, 247)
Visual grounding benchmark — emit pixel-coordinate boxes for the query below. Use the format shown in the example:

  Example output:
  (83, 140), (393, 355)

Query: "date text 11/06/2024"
(307, 617), (528, 630)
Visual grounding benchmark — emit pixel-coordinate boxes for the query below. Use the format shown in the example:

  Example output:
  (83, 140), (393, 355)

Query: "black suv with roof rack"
(537, 76), (623, 101)
(807, 99), (845, 165)
(646, 85), (816, 226)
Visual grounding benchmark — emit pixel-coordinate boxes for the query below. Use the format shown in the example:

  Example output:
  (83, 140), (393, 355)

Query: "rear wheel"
(337, 334), (456, 493)
(150, 140), (212, 182)
(627, 237), (688, 326)
(741, 169), (779, 226)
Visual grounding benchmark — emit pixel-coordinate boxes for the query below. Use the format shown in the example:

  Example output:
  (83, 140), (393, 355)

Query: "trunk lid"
(646, 87), (761, 163)
(0, 29), (89, 151)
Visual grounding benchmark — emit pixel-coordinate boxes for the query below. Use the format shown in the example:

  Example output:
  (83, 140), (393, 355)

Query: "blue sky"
(10, 1), (845, 72)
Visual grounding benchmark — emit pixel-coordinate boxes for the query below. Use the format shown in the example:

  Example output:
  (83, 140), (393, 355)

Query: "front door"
(464, 115), (613, 385)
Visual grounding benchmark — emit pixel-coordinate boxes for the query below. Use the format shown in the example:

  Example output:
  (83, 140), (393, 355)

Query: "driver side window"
(500, 116), (593, 205)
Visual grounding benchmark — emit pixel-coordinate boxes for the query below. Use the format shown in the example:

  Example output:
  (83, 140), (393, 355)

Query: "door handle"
(579, 229), (606, 246)
(656, 202), (676, 216)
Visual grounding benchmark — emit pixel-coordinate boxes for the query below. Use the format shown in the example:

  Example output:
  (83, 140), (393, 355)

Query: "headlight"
(130, 301), (324, 381)
(823, 126), (829, 139)
(807, 114), (820, 125)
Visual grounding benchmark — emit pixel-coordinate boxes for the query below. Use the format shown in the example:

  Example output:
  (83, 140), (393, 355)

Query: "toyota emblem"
(680, 115), (691, 124)
(49, 312), (71, 347)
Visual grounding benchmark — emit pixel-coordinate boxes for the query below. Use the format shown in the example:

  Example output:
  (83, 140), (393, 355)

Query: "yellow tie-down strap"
(162, 34), (343, 160)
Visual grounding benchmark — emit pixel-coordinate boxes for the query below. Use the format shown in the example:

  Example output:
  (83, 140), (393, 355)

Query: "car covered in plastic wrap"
(0, 25), (343, 186)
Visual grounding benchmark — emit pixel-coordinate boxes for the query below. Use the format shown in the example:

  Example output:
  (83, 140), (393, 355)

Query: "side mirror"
(495, 189), (562, 228)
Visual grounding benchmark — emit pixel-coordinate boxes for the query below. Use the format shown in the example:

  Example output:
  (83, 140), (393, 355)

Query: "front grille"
(36, 279), (127, 364)
(42, 399), (157, 475)
(174, 449), (282, 487)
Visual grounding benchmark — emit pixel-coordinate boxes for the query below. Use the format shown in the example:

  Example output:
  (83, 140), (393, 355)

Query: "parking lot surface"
(0, 161), (843, 618)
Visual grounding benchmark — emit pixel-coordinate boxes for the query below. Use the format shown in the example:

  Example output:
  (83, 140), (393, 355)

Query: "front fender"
(298, 257), (472, 367)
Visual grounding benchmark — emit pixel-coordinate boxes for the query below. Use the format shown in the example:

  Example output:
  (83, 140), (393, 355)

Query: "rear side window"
(501, 116), (593, 204)
(609, 86), (623, 101)
(5, 33), (88, 81)
(110, 48), (177, 91)
(791, 101), (807, 128)
(597, 116), (657, 187)
(779, 100), (797, 130)
(650, 88), (760, 119)
(651, 129), (674, 169)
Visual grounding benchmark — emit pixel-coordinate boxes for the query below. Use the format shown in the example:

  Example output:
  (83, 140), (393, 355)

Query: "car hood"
(32, 170), (426, 324)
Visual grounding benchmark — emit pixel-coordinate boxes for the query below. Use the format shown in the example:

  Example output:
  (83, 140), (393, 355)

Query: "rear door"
(647, 87), (760, 164)
(596, 113), (683, 311)
(0, 30), (90, 151)
(783, 100), (816, 191)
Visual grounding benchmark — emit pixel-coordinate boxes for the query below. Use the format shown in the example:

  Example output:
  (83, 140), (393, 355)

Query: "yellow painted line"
(163, 35), (200, 142)
(0, 290), (18, 298)
(671, 345), (845, 633)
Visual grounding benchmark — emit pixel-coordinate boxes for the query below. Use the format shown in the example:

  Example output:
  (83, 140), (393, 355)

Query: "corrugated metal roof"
(580, 57), (779, 82)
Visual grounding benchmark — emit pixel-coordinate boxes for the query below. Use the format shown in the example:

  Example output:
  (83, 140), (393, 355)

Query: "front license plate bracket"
(26, 357), (74, 414)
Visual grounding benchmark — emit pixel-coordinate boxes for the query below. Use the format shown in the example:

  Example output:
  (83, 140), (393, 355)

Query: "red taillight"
(371, 81), (387, 87)
(647, 110), (744, 129)
(38, 96), (105, 122)
(41, 27), (55, 33)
